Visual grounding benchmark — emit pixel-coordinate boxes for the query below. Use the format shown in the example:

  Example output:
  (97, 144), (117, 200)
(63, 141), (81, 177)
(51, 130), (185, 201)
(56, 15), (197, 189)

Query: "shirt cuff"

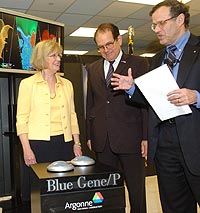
(194, 90), (200, 108)
(125, 85), (136, 96)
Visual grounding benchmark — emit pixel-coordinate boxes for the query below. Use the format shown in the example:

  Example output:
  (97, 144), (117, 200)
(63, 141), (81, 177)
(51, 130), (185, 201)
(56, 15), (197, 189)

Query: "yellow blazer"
(16, 72), (79, 142)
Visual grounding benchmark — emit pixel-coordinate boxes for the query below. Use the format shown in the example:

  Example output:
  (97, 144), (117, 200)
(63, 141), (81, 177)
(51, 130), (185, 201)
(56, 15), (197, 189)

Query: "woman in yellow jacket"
(16, 40), (82, 202)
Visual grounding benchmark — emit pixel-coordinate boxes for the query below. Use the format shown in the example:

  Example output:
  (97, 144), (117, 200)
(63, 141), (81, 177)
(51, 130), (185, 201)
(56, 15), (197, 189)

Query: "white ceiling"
(0, 0), (199, 56)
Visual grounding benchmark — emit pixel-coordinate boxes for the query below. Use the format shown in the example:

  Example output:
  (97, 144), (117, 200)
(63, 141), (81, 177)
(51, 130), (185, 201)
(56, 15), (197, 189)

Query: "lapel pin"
(121, 60), (126, 63)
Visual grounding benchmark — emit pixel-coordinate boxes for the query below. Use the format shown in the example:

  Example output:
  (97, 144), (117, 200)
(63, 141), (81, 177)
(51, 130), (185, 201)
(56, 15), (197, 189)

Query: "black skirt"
(30, 134), (74, 163)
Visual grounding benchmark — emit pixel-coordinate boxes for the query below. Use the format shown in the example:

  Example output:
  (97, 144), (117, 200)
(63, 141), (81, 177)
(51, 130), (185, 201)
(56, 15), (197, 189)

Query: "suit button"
(106, 100), (110, 104)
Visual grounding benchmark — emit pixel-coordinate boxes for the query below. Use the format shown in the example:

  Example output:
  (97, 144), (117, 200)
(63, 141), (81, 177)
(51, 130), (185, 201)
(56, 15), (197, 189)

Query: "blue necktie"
(106, 61), (115, 87)
(165, 45), (177, 72)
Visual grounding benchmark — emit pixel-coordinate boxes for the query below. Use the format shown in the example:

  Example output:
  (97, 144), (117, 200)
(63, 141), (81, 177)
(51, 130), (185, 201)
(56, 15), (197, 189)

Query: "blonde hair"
(31, 40), (63, 71)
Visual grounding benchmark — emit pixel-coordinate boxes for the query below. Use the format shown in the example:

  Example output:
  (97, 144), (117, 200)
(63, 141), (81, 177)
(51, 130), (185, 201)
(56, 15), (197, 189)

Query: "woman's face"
(46, 50), (62, 73)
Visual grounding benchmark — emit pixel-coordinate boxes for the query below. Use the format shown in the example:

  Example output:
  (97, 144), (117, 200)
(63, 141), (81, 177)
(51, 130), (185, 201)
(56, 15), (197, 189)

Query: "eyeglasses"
(48, 53), (62, 59)
(151, 15), (178, 31)
(97, 40), (115, 51)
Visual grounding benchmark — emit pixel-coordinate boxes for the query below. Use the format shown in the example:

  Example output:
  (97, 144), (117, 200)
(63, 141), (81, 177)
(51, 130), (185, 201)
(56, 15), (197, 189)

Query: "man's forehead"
(96, 30), (113, 41)
(152, 6), (171, 19)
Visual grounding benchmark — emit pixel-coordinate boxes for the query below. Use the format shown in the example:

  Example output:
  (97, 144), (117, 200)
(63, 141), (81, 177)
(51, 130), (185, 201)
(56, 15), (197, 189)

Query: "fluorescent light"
(70, 27), (96, 37)
(180, 0), (191, 3)
(64, 50), (88, 55)
(140, 53), (155, 57)
(70, 27), (128, 37)
(118, 0), (191, 5)
(119, 30), (129, 35)
(118, 0), (160, 5)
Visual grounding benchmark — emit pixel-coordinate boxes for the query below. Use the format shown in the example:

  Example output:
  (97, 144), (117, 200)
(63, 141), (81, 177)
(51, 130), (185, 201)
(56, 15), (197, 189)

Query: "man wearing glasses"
(86, 23), (149, 213)
(111, 0), (200, 212)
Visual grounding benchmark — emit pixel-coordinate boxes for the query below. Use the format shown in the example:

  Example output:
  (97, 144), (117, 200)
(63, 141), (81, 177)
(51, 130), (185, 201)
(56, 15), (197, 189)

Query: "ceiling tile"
(65, 36), (90, 48)
(190, 25), (200, 35)
(83, 16), (122, 28)
(190, 9), (200, 16)
(27, 10), (60, 20)
(79, 38), (96, 46)
(64, 25), (78, 36)
(0, 0), (199, 56)
(57, 13), (92, 26)
(98, 2), (144, 18)
(190, 13), (200, 25)
(128, 5), (152, 20)
(117, 17), (149, 29)
(187, 0), (200, 10)
(29, 0), (75, 12)
(65, 0), (113, 15)
(0, 0), (33, 9)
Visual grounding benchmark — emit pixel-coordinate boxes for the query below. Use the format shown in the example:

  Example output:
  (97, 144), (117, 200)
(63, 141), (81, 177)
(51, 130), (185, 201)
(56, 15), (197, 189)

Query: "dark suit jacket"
(132, 34), (200, 175)
(86, 53), (149, 154)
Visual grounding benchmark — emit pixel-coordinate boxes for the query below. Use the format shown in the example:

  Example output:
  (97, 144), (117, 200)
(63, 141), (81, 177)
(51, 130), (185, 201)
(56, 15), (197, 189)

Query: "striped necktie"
(106, 60), (115, 87)
(165, 45), (177, 72)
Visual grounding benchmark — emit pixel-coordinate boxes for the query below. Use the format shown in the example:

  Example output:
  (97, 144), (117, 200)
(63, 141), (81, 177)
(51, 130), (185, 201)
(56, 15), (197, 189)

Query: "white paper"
(135, 64), (192, 121)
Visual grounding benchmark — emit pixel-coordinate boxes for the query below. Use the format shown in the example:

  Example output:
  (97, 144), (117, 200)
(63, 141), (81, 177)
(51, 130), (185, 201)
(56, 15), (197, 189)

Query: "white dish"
(47, 160), (74, 172)
(71, 156), (95, 166)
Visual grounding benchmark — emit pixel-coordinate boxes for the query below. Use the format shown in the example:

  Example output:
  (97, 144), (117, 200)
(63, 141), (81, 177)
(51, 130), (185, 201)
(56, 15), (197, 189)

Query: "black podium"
(30, 163), (125, 212)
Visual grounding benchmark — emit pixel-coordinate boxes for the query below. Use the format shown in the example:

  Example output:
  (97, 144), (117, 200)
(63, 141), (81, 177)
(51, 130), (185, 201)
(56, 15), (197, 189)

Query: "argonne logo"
(64, 191), (104, 211)
(92, 192), (104, 204)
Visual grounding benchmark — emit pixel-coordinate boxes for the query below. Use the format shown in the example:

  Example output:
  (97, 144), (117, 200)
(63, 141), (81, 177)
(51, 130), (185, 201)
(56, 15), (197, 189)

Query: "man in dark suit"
(111, 0), (200, 212)
(86, 23), (149, 213)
